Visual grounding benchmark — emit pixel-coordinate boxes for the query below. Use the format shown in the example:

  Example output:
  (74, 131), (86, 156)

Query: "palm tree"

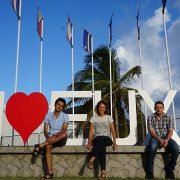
(67, 45), (146, 142)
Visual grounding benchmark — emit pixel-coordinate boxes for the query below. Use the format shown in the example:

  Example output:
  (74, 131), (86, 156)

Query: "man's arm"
(166, 128), (173, 141)
(44, 123), (49, 138)
(147, 115), (164, 146)
(149, 128), (164, 147)
(47, 123), (68, 145)
(163, 128), (173, 147)
(54, 122), (68, 137)
(163, 115), (174, 147)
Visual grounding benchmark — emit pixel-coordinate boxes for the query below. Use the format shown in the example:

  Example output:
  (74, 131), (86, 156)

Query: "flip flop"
(87, 160), (93, 169)
(40, 173), (53, 179)
(98, 170), (107, 180)
(33, 144), (42, 157)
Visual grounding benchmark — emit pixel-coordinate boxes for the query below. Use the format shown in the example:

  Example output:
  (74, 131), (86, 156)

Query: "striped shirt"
(147, 113), (173, 137)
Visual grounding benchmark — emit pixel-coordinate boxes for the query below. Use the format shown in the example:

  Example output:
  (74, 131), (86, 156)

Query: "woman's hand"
(112, 141), (117, 151)
(86, 142), (92, 150)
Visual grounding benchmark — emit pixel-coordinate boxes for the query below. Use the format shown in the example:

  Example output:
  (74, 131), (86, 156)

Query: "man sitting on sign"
(146, 101), (179, 179)
(32, 97), (69, 180)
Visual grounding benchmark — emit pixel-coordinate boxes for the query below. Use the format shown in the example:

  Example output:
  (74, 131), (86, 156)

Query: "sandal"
(87, 160), (93, 169)
(98, 170), (107, 180)
(41, 173), (53, 179)
(33, 144), (42, 156)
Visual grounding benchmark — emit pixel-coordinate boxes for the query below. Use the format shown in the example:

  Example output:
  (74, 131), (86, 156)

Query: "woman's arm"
(110, 122), (117, 150)
(86, 123), (94, 149)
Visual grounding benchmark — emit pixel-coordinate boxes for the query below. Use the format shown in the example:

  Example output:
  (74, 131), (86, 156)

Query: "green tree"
(67, 45), (146, 142)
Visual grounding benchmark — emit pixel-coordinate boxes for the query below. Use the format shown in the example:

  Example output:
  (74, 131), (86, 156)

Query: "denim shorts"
(53, 137), (67, 147)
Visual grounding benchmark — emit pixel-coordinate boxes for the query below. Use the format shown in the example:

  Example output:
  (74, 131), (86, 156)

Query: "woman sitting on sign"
(86, 100), (117, 179)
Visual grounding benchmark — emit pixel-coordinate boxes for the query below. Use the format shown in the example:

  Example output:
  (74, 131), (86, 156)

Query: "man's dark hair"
(55, 97), (66, 106)
(155, 101), (164, 107)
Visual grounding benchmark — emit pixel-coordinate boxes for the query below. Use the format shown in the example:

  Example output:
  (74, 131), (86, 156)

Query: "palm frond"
(120, 66), (141, 85)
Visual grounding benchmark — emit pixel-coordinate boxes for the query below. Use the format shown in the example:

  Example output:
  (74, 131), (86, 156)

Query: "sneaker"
(165, 166), (175, 179)
(145, 171), (154, 179)
(166, 171), (175, 179)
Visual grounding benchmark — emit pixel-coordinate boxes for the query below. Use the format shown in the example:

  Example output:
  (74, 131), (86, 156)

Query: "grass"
(0, 178), (144, 180)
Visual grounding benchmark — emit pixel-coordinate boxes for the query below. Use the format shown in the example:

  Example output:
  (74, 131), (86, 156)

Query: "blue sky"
(0, 0), (180, 123)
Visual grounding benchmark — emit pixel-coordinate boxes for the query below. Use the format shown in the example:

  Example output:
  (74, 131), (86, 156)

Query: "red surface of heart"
(6, 92), (48, 144)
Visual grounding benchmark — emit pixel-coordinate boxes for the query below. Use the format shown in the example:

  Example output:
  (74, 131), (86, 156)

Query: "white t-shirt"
(90, 114), (113, 138)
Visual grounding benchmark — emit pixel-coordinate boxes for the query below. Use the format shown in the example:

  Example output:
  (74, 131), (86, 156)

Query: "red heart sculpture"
(6, 92), (48, 144)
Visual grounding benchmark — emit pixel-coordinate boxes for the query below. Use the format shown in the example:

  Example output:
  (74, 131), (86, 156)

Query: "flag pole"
(12, 0), (22, 146)
(14, 18), (21, 94)
(109, 47), (112, 117)
(136, 4), (147, 135)
(38, 37), (43, 144)
(91, 36), (95, 114)
(12, 18), (21, 146)
(109, 15), (113, 117)
(37, 9), (44, 144)
(40, 38), (43, 93)
(162, 11), (176, 131)
(67, 17), (75, 138)
(71, 26), (75, 139)
(138, 38), (147, 134)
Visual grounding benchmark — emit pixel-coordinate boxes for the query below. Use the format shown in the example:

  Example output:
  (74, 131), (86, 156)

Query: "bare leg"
(47, 132), (67, 145)
(36, 132), (67, 150)
(46, 144), (53, 174)
(89, 156), (95, 163)
(87, 156), (95, 169)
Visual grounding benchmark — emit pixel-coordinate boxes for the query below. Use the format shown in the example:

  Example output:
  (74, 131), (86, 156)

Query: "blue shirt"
(44, 111), (69, 137)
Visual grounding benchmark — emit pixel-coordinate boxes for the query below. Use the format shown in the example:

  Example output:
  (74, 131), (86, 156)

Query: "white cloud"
(145, 8), (170, 28)
(168, 17), (180, 90)
(114, 7), (180, 124)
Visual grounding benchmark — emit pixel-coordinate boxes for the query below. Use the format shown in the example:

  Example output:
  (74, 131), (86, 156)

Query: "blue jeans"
(147, 137), (179, 173)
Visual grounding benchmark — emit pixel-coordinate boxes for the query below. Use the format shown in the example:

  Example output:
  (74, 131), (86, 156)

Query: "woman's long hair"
(95, 100), (107, 115)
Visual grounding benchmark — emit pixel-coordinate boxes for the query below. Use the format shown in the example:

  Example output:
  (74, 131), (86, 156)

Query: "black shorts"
(53, 137), (67, 147)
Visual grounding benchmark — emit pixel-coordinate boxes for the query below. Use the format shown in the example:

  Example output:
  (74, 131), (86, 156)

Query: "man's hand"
(44, 132), (49, 139)
(86, 142), (92, 150)
(47, 135), (56, 145)
(158, 138), (164, 147)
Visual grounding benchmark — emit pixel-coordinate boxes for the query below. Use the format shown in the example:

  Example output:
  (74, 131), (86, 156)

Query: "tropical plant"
(67, 45), (146, 143)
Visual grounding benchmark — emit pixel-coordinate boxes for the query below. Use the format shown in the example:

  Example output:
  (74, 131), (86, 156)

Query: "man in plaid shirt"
(146, 101), (179, 179)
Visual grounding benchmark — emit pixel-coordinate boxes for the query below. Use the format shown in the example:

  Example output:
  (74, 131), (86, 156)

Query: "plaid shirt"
(147, 113), (173, 137)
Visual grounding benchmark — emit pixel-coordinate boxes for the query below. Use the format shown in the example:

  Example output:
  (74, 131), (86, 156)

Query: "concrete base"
(0, 146), (180, 178)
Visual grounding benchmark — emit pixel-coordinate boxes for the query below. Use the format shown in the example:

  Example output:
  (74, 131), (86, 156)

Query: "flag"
(109, 14), (113, 47)
(162, 0), (167, 14)
(109, 15), (113, 47)
(67, 16), (73, 47)
(11, 0), (21, 19)
(136, 5), (140, 40)
(37, 8), (43, 40)
(83, 29), (92, 54)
